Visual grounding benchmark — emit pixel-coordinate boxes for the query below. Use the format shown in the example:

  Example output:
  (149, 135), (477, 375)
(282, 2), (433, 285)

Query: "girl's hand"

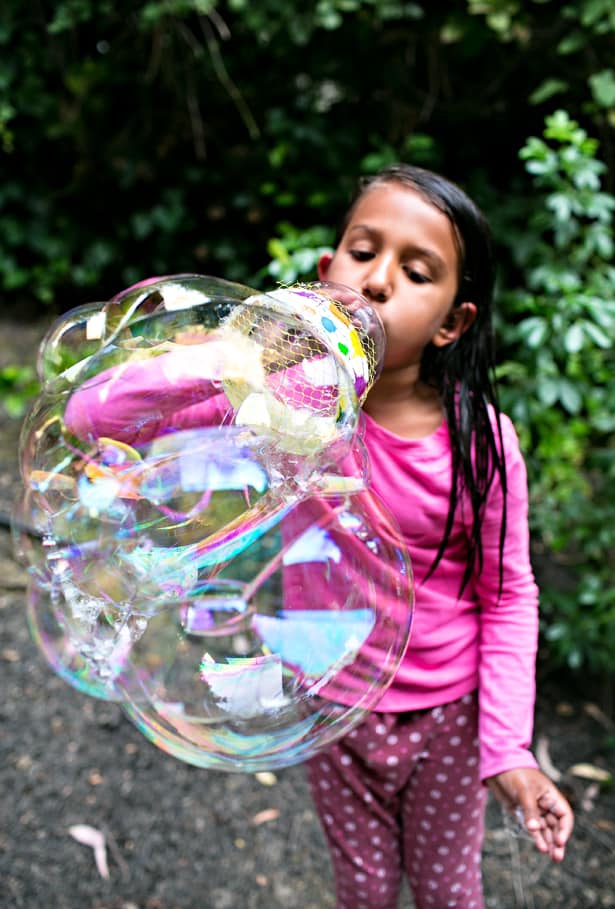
(486, 768), (574, 862)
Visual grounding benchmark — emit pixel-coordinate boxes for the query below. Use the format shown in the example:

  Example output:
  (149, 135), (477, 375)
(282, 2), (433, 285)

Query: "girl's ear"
(317, 251), (334, 281)
(432, 301), (477, 348)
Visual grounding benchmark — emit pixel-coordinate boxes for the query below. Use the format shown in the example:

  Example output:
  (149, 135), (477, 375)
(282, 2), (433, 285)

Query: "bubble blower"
(13, 275), (413, 771)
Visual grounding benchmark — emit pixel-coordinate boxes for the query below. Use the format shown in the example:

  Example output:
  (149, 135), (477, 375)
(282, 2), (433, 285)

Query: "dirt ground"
(1, 318), (614, 909)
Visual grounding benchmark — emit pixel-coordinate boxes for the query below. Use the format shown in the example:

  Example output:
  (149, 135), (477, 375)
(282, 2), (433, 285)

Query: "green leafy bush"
(262, 222), (334, 285)
(2, 1), (614, 309)
(262, 111), (615, 681)
(497, 110), (615, 675)
(0, 364), (40, 418)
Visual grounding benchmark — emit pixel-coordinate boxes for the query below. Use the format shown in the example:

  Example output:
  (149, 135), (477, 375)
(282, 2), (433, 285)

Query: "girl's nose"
(361, 257), (394, 303)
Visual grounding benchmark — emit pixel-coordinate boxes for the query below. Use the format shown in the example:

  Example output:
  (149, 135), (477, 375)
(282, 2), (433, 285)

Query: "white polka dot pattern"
(307, 692), (487, 909)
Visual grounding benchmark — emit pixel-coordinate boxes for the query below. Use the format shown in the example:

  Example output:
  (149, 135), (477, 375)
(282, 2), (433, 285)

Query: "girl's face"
(318, 182), (475, 372)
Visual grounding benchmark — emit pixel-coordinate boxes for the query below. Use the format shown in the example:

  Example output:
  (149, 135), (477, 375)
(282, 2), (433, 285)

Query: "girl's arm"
(475, 415), (540, 780)
(476, 414), (573, 860)
(64, 344), (232, 443)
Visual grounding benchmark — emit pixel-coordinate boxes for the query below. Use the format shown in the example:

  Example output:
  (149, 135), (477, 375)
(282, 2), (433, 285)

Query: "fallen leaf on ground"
(1, 648), (20, 662)
(584, 703), (615, 732)
(251, 808), (280, 826)
(68, 824), (110, 879)
(569, 763), (612, 784)
(254, 771), (277, 786)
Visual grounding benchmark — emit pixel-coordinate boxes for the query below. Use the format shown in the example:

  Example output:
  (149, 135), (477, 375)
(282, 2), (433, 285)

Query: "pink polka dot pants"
(307, 692), (486, 909)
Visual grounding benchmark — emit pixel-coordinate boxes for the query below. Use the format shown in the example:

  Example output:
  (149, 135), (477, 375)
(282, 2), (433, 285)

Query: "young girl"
(60, 164), (573, 908)
(305, 163), (574, 909)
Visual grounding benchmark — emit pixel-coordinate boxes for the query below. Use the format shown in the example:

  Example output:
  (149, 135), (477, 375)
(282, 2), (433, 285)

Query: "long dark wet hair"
(340, 163), (506, 595)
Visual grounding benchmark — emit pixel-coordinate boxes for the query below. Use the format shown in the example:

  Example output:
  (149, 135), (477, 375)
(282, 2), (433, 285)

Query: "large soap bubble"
(14, 275), (413, 770)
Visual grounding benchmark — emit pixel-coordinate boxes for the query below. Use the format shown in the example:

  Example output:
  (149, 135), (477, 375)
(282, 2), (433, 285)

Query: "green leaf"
(546, 192), (572, 221)
(545, 622), (567, 642)
(567, 648), (583, 670)
(556, 31), (587, 55)
(583, 321), (613, 349)
(536, 377), (559, 407)
(529, 79), (568, 106)
(589, 69), (615, 108)
(267, 238), (291, 265)
(518, 316), (548, 348)
(563, 322), (584, 353)
(558, 379), (583, 414)
(544, 109), (584, 144)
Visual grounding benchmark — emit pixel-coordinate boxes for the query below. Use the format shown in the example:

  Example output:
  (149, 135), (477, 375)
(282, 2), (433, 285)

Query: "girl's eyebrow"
(346, 224), (448, 276)
(346, 224), (378, 239)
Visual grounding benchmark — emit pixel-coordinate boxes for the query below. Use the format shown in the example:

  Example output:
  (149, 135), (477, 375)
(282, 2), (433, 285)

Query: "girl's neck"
(363, 371), (443, 440)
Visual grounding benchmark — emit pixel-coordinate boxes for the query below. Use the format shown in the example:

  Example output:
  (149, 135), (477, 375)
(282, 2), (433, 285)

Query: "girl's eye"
(349, 249), (374, 262)
(405, 267), (431, 284)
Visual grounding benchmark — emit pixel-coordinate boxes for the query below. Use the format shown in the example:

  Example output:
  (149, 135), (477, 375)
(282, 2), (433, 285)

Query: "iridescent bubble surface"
(14, 275), (413, 770)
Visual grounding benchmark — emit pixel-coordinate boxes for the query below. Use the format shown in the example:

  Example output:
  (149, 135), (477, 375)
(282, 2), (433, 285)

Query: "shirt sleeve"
(475, 414), (540, 781)
(64, 345), (230, 443)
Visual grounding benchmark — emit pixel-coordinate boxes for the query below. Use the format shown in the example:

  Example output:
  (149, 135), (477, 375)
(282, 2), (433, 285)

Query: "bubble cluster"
(14, 275), (413, 771)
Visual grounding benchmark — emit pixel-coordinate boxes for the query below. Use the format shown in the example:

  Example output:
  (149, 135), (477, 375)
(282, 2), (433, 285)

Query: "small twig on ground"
(583, 702), (615, 733)
(535, 734), (563, 782)
(103, 825), (130, 881)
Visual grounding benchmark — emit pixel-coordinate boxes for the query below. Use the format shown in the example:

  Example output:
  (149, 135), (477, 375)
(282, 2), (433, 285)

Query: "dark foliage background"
(2, 1), (613, 305)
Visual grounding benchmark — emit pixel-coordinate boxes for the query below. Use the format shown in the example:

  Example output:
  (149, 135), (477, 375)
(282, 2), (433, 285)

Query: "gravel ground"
(1, 318), (614, 909)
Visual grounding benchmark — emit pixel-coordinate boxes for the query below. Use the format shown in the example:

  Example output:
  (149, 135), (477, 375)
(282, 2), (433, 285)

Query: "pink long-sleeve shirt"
(64, 351), (540, 780)
(360, 412), (539, 780)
